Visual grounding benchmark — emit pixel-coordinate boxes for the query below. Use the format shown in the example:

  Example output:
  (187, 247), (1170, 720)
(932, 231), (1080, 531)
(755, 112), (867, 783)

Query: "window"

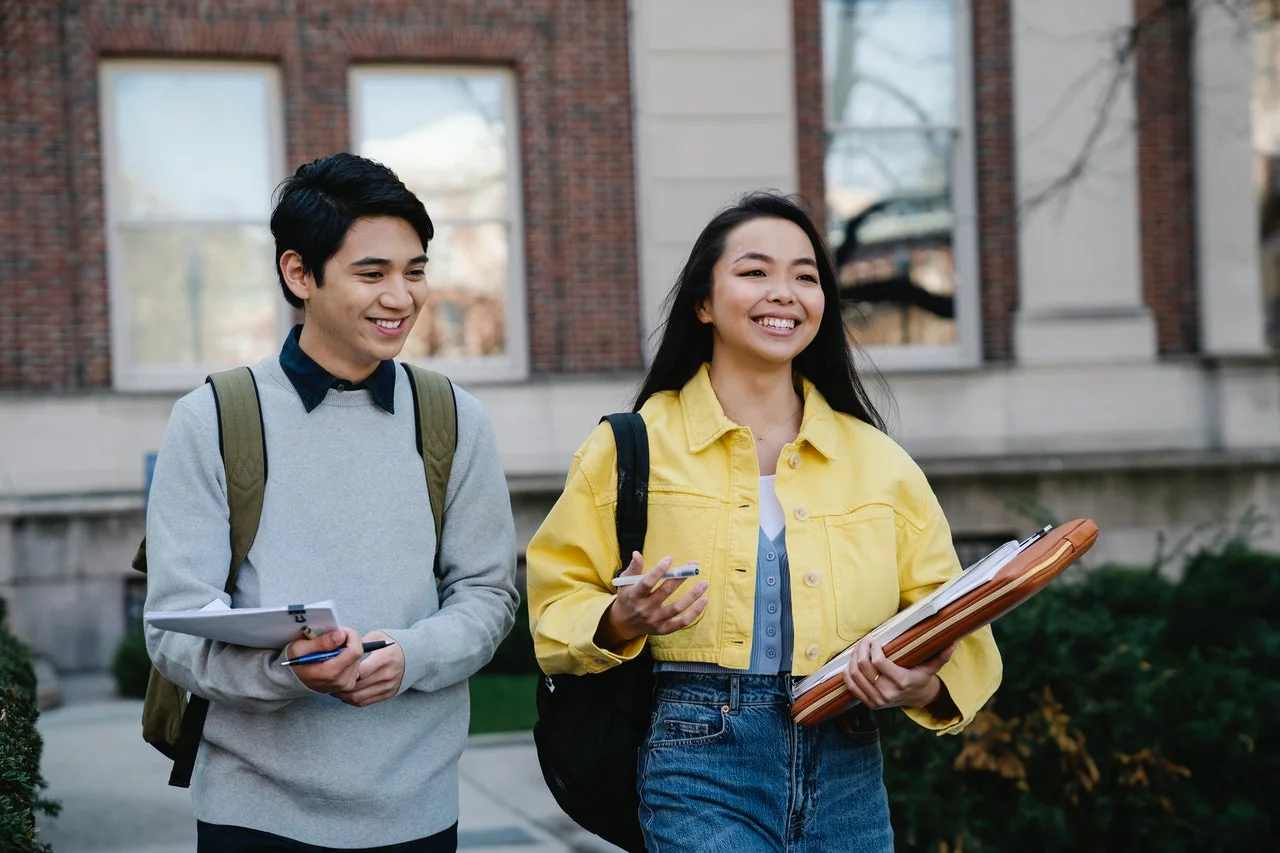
(823, 0), (979, 367)
(351, 67), (526, 380)
(100, 61), (286, 390)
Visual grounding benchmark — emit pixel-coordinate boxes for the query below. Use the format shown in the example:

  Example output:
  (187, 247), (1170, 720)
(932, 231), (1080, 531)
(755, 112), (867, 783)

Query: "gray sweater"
(143, 355), (519, 847)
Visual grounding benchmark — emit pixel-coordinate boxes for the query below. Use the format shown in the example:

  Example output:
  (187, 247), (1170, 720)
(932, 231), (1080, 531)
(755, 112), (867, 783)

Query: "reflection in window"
(823, 0), (959, 347)
(1255, 0), (1280, 350)
(103, 63), (281, 374)
(352, 69), (517, 361)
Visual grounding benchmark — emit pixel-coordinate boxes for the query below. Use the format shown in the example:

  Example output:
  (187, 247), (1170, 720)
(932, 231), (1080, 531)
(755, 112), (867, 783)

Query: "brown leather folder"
(790, 518), (1099, 727)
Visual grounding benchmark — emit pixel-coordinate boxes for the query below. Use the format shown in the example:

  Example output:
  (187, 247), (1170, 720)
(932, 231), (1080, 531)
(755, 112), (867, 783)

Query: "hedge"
(0, 598), (60, 853)
(880, 540), (1278, 852)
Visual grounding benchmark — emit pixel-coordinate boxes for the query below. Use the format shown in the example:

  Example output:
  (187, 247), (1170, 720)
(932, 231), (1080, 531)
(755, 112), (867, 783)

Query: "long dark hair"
(633, 191), (887, 431)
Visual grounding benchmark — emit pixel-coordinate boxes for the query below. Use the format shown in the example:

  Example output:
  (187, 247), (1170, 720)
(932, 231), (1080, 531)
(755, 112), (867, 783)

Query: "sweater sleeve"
(386, 389), (519, 694)
(143, 390), (314, 712)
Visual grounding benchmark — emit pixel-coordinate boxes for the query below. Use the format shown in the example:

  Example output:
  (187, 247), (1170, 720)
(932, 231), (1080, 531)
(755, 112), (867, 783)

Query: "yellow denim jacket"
(526, 364), (1001, 733)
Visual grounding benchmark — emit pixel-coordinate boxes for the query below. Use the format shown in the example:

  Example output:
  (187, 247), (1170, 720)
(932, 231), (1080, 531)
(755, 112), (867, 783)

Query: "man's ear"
(280, 250), (312, 304)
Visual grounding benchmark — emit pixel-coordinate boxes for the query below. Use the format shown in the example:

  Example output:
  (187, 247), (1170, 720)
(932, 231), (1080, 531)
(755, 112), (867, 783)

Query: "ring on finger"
(872, 674), (881, 685)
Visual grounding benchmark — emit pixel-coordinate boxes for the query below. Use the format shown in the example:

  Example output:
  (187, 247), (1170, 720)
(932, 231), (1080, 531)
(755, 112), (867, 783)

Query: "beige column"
(1011, 0), (1157, 364)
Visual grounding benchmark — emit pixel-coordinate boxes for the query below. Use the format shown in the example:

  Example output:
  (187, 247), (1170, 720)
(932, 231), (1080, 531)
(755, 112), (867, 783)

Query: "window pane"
(823, 0), (955, 127)
(112, 69), (273, 220)
(827, 129), (956, 347)
(400, 223), (509, 359)
(355, 73), (510, 220)
(120, 225), (278, 365)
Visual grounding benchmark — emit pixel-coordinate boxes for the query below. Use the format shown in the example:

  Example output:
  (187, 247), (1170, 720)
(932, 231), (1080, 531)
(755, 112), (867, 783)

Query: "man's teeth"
(374, 319), (402, 329)
(757, 317), (795, 330)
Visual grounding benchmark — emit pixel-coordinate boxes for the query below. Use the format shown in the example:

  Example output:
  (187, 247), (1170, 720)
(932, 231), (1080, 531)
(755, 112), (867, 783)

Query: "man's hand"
(594, 552), (708, 650)
(332, 630), (405, 708)
(842, 638), (955, 711)
(284, 628), (363, 695)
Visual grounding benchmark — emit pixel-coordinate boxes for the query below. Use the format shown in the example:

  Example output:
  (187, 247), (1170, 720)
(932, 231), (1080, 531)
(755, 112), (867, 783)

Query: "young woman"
(526, 192), (1001, 852)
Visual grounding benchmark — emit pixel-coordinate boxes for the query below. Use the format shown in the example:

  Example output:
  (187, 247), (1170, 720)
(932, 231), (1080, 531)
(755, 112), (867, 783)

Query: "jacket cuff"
(569, 594), (647, 673)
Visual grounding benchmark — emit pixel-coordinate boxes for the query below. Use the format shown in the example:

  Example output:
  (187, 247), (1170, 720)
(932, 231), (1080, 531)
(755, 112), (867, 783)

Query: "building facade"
(2, 0), (1278, 675)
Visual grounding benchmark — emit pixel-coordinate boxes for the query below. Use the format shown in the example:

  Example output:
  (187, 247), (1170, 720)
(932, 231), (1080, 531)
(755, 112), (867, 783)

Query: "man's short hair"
(270, 153), (435, 309)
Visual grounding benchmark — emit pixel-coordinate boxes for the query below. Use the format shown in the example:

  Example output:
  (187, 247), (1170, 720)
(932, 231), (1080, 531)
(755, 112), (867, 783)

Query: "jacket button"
(789, 453), (801, 469)
(805, 643), (820, 660)
(804, 571), (819, 587)
(793, 506), (809, 521)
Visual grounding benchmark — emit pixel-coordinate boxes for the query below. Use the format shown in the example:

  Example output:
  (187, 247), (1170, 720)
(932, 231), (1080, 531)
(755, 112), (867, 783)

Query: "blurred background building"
(1, 0), (1278, 677)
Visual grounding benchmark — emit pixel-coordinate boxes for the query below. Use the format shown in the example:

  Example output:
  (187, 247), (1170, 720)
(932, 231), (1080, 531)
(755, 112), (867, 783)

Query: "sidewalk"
(34, 677), (620, 853)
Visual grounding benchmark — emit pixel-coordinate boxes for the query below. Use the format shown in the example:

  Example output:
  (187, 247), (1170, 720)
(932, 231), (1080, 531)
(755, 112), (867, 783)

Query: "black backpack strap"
(169, 367), (266, 788)
(600, 414), (648, 575)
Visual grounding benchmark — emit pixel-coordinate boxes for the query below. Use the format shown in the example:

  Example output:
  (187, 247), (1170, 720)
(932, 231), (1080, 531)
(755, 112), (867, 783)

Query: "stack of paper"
(145, 599), (342, 649)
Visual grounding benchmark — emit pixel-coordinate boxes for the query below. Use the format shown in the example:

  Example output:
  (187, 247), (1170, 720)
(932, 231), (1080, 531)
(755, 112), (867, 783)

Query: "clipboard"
(144, 599), (342, 649)
(790, 519), (1099, 727)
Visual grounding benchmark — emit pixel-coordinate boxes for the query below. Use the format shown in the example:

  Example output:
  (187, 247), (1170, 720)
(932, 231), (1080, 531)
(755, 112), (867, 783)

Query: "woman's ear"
(280, 250), (312, 305)
(695, 298), (712, 325)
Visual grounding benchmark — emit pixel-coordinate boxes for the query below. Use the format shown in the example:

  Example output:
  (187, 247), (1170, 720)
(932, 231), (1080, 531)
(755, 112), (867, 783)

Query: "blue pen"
(280, 640), (395, 667)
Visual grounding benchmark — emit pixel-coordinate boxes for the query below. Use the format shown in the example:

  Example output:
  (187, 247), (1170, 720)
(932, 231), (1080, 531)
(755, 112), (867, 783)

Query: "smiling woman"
(526, 191), (1001, 852)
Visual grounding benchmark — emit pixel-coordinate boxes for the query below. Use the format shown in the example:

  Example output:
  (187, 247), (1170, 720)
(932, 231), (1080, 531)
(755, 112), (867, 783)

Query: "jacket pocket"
(824, 504), (901, 642)
(643, 494), (721, 650)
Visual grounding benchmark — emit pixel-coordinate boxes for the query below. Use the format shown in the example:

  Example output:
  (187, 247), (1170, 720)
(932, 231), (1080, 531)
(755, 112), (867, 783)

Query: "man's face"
(287, 216), (428, 378)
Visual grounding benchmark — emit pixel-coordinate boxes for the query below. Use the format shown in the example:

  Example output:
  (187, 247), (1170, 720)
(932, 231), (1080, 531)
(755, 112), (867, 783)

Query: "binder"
(790, 518), (1099, 727)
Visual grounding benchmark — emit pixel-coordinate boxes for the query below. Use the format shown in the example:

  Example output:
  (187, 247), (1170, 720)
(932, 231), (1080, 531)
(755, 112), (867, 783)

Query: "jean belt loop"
(728, 675), (740, 712)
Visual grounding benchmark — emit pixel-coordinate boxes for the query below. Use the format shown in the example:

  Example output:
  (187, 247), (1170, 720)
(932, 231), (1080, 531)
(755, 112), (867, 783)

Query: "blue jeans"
(638, 673), (892, 853)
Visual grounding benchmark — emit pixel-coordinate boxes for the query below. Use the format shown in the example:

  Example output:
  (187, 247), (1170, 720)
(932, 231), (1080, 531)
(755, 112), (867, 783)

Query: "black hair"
(269, 153), (435, 309)
(633, 191), (887, 431)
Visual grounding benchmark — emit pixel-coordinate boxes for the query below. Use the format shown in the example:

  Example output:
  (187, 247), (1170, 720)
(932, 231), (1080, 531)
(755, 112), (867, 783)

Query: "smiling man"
(143, 153), (519, 852)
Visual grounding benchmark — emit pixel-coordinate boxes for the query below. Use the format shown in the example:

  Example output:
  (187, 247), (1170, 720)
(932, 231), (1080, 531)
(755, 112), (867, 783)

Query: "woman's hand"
(841, 638), (955, 711)
(595, 552), (708, 650)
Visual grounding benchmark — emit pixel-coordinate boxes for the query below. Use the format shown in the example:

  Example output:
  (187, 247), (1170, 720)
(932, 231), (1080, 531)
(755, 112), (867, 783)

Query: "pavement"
(34, 675), (622, 853)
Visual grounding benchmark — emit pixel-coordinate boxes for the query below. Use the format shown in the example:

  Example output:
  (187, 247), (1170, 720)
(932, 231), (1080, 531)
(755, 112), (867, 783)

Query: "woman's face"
(696, 216), (825, 370)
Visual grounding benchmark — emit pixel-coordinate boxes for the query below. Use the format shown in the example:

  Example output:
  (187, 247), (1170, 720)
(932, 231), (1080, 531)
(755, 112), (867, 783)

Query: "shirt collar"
(278, 325), (397, 414)
(678, 362), (838, 460)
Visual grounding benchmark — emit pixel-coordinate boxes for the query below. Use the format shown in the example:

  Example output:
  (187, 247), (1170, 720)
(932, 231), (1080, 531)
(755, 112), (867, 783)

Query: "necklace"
(732, 403), (803, 443)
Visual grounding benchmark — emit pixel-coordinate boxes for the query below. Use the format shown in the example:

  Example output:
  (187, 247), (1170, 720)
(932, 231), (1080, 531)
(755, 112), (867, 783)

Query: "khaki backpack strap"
(401, 363), (457, 575)
(162, 367), (266, 789)
(207, 367), (267, 593)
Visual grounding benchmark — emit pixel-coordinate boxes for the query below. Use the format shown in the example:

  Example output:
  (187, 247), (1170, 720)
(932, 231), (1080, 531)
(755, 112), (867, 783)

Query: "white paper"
(145, 599), (342, 649)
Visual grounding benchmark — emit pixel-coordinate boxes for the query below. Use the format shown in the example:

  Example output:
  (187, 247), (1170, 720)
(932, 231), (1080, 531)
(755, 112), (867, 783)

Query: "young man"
(144, 153), (519, 852)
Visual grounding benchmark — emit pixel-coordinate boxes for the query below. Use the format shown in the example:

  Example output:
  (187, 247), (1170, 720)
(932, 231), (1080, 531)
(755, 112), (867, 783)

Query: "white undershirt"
(759, 475), (785, 540)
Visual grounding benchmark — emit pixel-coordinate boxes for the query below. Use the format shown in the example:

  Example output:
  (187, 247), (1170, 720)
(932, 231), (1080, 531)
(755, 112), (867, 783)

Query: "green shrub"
(0, 598), (60, 853)
(881, 541), (1279, 852)
(111, 623), (151, 699)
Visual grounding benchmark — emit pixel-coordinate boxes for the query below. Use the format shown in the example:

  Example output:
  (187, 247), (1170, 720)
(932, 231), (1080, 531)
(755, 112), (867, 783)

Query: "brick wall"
(971, 0), (1018, 363)
(792, 0), (1020, 362)
(1134, 0), (1199, 355)
(792, 0), (825, 229)
(0, 0), (640, 389)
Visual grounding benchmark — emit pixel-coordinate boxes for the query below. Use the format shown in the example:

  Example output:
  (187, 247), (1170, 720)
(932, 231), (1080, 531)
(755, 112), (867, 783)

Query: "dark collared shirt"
(278, 325), (397, 414)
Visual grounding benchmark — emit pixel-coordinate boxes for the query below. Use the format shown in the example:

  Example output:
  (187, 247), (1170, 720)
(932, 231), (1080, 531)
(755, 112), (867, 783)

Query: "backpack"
(533, 413), (653, 853)
(131, 362), (457, 788)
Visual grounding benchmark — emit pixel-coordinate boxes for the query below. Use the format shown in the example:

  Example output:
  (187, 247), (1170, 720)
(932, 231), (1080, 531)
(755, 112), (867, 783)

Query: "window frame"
(348, 64), (529, 383)
(100, 59), (290, 392)
(823, 0), (981, 372)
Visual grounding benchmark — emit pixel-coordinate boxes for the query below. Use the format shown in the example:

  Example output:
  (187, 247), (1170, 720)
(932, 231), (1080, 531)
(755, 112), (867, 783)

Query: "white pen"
(612, 563), (700, 587)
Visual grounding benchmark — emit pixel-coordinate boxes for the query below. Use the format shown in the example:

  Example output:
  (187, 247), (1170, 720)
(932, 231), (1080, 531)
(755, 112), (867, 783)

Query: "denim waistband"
(652, 671), (878, 732)
(652, 671), (793, 708)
